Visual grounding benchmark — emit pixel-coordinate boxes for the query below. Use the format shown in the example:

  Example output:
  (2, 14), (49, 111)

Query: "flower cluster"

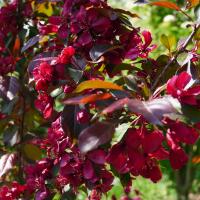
(0, 182), (26, 200)
(0, 1), (18, 76)
(0, 0), (199, 199)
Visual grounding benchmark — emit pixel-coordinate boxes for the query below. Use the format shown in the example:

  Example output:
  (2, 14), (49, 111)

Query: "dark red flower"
(0, 56), (15, 76)
(167, 71), (200, 105)
(88, 149), (106, 165)
(169, 147), (188, 169)
(106, 144), (129, 174)
(57, 46), (75, 64)
(33, 62), (53, 91)
(83, 159), (95, 179)
(166, 119), (199, 145)
(76, 109), (91, 124)
(142, 130), (164, 153)
(35, 93), (54, 119)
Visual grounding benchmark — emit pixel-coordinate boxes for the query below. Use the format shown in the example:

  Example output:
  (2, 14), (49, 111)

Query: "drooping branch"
(152, 24), (200, 91)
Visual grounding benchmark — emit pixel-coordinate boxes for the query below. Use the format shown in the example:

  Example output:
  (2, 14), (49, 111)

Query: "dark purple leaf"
(61, 105), (87, 137)
(21, 35), (40, 53)
(0, 76), (19, 101)
(3, 126), (20, 147)
(127, 96), (180, 125)
(89, 44), (122, 61)
(102, 98), (129, 114)
(78, 122), (115, 154)
(103, 96), (180, 125)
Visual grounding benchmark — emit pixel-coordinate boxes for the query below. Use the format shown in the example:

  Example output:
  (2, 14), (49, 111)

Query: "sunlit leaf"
(187, 0), (200, 9)
(150, 1), (181, 11)
(0, 153), (16, 178)
(160, 34), (176, 52)
(74, 80), (123, 93)
(192, 155), (200, 164)
(32, 2), (53, 16)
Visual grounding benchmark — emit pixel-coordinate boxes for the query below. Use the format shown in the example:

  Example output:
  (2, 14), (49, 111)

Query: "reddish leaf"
(102, 98), (129, 114)
(63, 93), (112, 104)
(103, 96), (180, 125)
(13, 35), (20, 54)
(192, 155), (200, 164)
(78, 122), (115, 154)
(186, 0), (200, 9)
(150, 1), (181, 11)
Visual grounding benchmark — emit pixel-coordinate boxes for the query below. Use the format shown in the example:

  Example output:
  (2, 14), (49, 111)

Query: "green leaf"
(52, 193), (61, 200)
(67, 68), (83, 83)
(181, 104), (200, 123)
(23, 144), (42, 161)
(160, 34), (176, 52)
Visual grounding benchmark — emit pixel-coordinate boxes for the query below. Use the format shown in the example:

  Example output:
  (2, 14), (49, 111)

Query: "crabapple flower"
(167, 71), (200, 105)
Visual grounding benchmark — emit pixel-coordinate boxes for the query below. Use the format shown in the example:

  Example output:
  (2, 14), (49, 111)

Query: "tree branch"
(151, 24), (200, 91)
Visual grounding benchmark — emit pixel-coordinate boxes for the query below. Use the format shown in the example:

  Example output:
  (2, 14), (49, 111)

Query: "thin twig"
(151, 24), (200, 91)
(18, 93), (26, 182)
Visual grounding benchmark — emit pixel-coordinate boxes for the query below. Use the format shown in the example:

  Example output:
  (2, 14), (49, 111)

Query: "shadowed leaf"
(61, 105), (87, 137)
(0, 76), (19, 101)
(21, 35), (40, 53)
(89, 44), (122, 61)
(78, 122), (115, 153)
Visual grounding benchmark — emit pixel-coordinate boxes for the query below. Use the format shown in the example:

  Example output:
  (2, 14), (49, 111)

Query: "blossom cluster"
(0, 0), (199, 199)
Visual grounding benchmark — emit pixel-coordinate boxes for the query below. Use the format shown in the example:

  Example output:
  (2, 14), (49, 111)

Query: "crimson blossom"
(0, 0), (199, 200)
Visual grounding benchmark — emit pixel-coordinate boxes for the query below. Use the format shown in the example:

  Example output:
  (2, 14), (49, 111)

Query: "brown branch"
(151, 24), (200, 91)
(17, 89), (26, 182)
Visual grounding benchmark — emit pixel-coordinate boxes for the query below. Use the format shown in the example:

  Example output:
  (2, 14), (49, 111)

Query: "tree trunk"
(175, 147), (194, 200)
